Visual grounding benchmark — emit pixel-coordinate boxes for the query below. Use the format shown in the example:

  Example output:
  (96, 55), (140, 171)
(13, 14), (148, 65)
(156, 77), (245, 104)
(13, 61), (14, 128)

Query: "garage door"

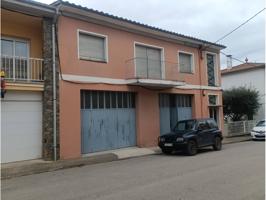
(81, 91), (136, 154)
(159, 94), (192, 135)
(1, 91), (42, 163)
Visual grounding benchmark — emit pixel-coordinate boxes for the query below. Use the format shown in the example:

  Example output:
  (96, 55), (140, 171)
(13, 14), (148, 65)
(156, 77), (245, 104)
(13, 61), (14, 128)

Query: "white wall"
(221, 67), (265, 121)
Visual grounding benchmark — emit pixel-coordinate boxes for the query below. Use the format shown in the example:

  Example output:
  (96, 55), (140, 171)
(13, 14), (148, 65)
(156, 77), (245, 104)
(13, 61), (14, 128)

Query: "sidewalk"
(1, 135), (252, 180)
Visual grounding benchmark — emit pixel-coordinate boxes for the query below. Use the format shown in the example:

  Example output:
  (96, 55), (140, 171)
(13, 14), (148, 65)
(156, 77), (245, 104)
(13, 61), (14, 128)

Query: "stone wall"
(42, 18), (59, 160)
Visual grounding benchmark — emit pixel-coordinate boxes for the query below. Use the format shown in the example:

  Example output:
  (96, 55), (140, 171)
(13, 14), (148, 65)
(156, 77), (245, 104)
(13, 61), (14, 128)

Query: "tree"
(223, 86), (260, 121)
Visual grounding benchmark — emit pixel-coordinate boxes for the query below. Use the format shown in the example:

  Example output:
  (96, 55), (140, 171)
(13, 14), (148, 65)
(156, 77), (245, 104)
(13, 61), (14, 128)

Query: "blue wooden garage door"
(81, 91), (136, 154)
(159, 94), (192, 135)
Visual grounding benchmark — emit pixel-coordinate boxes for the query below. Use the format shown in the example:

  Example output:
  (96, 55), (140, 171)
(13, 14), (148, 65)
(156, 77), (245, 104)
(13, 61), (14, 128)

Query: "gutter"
(1, 0), (56, 17)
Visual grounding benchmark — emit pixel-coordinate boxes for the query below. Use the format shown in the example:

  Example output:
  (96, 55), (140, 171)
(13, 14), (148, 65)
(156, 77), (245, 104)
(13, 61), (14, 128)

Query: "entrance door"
(159, 94), (192, 135)
(209, 107), (219, 128)
(81, 91), (136, 154)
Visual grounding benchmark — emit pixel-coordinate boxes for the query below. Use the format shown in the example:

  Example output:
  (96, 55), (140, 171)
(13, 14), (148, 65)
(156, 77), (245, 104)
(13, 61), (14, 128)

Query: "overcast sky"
(37, 0), (265, 68)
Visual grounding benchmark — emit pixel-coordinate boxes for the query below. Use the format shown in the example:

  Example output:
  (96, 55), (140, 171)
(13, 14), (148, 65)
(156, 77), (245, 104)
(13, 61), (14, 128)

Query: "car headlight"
(160, 137), (165, 142)
(176, 137), (184, 142)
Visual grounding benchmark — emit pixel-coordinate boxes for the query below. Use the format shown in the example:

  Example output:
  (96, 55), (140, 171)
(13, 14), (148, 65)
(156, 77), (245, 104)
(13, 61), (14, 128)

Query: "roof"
(51, 0), (226, 50)
(221, 63), (265, 75)
(2, 0), (56, 17)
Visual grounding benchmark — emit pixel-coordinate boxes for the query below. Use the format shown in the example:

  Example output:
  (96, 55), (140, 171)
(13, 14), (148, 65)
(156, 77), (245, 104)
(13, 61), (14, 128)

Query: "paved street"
(2, 141), (265, 200)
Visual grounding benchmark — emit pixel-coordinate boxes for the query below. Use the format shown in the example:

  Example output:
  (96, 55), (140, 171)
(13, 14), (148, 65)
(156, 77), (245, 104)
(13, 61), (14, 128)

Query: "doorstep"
(1, 147), (160, 180)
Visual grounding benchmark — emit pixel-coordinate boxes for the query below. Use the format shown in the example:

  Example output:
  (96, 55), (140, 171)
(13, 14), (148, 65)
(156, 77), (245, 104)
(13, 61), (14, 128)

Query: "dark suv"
(158, 118), (223, 156)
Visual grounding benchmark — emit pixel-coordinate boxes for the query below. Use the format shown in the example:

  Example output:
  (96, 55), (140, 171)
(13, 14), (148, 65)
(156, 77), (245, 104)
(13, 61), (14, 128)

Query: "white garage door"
(1, 91), (42, 163)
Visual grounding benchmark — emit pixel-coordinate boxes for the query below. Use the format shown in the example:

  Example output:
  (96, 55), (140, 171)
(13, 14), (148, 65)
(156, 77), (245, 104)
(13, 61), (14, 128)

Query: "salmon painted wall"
(58, 15), (223, 159)
(57, 16), (222, 86)
(1, 9), (43, 58)
(59, 78), (216, 159)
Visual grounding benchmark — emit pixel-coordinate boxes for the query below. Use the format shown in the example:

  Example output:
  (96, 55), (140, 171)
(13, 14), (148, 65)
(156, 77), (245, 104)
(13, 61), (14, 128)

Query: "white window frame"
(133, 41), (165, 79)
(1, 36), (30, 58)
(77, 29), (108, 63)
(177, 50), (195, 74)
(207, 93), (221, 128)
(207, 93), (219, 106)
(205, 51), (219, 86)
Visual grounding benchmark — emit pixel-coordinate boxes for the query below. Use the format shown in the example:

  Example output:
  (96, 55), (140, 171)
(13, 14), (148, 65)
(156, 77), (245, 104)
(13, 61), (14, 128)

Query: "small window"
(111, 92), (117, 108)
(78, 31), (107, 62)
(105, 91), (111, 108)
(92, 91), (98, 108)
(209, 95), (217, 105)
(117, 92), (123, 108)
(179, 52), (193, 73)
(98, 92), (104, 108)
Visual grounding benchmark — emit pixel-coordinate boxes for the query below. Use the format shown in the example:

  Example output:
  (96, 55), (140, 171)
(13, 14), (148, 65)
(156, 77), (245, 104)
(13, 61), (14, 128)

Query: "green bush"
(223, 87), (260, 121)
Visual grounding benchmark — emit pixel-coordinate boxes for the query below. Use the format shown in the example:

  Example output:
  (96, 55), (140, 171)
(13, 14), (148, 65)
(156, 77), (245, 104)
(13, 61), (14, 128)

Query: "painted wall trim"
(61, 74), (222, 91)
(6, 82), (44, 91)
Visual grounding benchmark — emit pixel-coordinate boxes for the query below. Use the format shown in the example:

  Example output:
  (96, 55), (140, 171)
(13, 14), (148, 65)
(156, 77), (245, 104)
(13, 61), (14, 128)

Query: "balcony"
(1, 55), (43, 83)
(125, 57), (185, 88)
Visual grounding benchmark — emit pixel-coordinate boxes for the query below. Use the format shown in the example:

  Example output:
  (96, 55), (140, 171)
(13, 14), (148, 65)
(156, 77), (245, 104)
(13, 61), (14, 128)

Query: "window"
(81, 91), (135, 109)
(206, 53), (217, 86)
(208, 95), (217, 105)
(1, 38), (29, 80)
(78, 31), (107, 62)
(135, 44), (162, 79)
(178, 52), (193, 73)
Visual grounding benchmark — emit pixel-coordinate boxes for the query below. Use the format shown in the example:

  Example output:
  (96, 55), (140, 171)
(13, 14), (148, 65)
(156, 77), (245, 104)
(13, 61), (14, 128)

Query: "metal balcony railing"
(125, 57), (184, 82)
(1, 55), (44, 82)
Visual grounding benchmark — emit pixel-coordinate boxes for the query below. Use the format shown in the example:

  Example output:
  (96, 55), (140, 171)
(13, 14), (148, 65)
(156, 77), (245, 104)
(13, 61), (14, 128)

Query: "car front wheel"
(186, 140), (197, 156)
(213, 137), (222, 151)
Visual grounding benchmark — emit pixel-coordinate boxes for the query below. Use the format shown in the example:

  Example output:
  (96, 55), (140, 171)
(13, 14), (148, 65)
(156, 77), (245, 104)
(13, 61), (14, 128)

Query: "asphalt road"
(2, 141), (265, 200)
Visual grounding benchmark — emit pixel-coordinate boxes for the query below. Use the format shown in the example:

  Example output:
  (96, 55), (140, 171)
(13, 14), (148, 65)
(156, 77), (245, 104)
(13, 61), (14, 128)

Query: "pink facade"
(57, 15), (224, 160)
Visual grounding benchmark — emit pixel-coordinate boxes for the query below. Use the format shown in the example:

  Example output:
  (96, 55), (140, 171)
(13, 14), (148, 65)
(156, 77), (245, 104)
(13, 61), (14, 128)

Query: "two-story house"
(1, 0), (226, 163)
(1, 0), (58, 163)
(52, 1), (226, 159)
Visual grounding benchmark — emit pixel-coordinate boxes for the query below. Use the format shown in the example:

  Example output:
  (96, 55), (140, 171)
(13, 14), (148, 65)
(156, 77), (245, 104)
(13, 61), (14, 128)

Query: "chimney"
(226, 55), (232, 69)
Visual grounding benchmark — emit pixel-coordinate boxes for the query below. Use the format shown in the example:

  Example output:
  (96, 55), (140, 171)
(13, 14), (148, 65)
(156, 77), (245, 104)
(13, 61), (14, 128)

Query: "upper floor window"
(78, 30), (108, 62)
(206, 53), (217, 86)
(135, 44), (163, 79)
(1, 38), (29, 80)
(1, 38), (28, 58)
(178, 52), (194, 73)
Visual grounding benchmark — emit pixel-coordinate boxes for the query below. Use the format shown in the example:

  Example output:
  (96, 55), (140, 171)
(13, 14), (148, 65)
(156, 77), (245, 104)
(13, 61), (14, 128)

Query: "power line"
(203, 7), (265, 51)
(220, 51), (245, 64)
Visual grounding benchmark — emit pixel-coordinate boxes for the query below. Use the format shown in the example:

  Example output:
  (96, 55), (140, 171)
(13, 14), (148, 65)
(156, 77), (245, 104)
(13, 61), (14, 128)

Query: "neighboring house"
(1, 0), (226, 162)
(221, 62), (265, 121)
(1, 1), (57, 163)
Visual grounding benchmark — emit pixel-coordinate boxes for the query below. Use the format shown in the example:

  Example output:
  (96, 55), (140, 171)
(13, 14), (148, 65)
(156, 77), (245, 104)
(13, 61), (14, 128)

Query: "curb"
(2, 138), (252, 180)
(1, 153), (118, 180)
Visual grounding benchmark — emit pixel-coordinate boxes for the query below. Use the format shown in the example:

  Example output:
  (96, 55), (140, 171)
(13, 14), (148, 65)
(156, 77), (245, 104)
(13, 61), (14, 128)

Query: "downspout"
(52, 24), (57, 161)
(198, 47), (203, 117)
(52, 5), (61, 161)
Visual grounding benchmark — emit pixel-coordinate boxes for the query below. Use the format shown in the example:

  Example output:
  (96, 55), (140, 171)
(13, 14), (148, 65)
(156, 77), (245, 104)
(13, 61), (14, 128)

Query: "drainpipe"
(52, 23), (57, 161)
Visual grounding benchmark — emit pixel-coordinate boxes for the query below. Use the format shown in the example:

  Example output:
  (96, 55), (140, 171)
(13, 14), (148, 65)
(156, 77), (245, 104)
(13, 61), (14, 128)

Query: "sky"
(37, 0), (265, 68)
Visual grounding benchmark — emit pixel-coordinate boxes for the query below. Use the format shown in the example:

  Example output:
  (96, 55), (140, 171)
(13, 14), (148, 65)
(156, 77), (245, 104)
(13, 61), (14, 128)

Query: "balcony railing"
(125, 57), (184, 82)
(1, 55), (43, 82)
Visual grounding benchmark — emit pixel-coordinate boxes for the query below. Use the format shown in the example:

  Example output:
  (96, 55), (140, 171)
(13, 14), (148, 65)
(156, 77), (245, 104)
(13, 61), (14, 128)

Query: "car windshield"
(256, 121), (265, 127)
(173, 120), (196, 131)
